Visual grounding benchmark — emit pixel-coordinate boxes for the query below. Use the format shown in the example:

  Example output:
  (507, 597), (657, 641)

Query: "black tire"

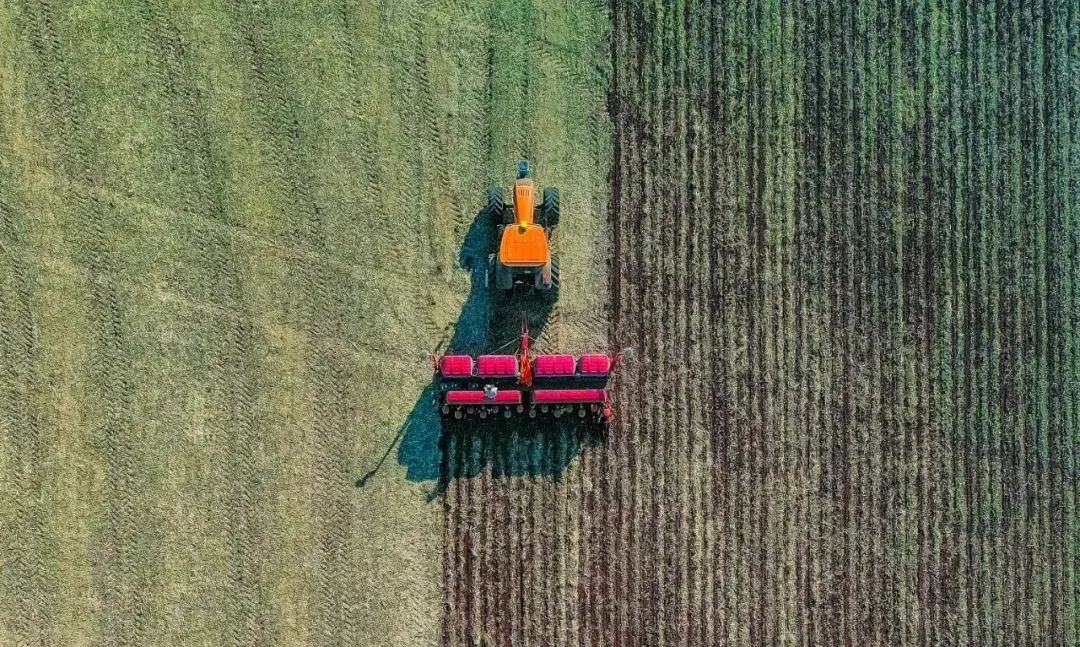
(540, 187), (560, 227)
(494, 260), (513, 290)
(486, 187), (508, 224)
(538, 257), (560, 301)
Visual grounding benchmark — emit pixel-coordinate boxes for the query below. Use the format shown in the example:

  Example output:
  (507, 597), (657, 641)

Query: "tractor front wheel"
(540, 187), (560, 227)
(486, 187), (509, 224)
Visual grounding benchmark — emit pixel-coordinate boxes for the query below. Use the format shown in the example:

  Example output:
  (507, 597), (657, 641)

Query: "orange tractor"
(487, 161), (560, 295)
(422, 163), (632, 426)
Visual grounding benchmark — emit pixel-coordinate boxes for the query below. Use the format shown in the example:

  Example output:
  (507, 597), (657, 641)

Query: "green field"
(0, 0), (608, 645)
(2, 0), (1078, 645)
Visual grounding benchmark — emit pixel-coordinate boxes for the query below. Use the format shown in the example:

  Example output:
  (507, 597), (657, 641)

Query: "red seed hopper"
(428, 319), (631, 423)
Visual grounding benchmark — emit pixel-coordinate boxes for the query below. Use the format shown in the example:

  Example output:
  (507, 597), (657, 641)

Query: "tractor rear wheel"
(486, 187), (509, 224)
(540, 187), (560, 227)
(494, 260), (513, 290)
(538, 257), (560, 300)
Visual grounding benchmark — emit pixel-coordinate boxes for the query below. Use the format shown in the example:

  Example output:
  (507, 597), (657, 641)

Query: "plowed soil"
(443, 0), (1080, 645)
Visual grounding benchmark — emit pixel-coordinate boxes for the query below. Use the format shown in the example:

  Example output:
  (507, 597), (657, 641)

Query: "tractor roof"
(498, 223), (549, 266)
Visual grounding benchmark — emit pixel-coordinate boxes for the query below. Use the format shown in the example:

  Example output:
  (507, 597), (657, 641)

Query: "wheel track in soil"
(131, 4), (269, 643)
(331, 0), (384, 275)
(224, 3), (359, 643)
(0, 188), (57, 645)
(408, 0), (472, 339)
(16, 0), (158, 643)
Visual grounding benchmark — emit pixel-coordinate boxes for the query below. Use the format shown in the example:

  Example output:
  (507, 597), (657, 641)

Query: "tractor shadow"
(356, 204), (605, 499)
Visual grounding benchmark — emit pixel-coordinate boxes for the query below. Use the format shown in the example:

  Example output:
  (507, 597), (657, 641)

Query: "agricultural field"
(595, 0), (1079, 644)
(0, 0), (608, 645)
(0, 1), (1077, 647)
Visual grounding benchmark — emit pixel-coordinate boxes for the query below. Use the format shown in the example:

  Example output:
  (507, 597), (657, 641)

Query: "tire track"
(407, 0), (473, 342)
(0, 187), (57, 646)
(17, 1), (158, 643)
(224, 3), (358, 644)
(131, 5), (270, 643)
